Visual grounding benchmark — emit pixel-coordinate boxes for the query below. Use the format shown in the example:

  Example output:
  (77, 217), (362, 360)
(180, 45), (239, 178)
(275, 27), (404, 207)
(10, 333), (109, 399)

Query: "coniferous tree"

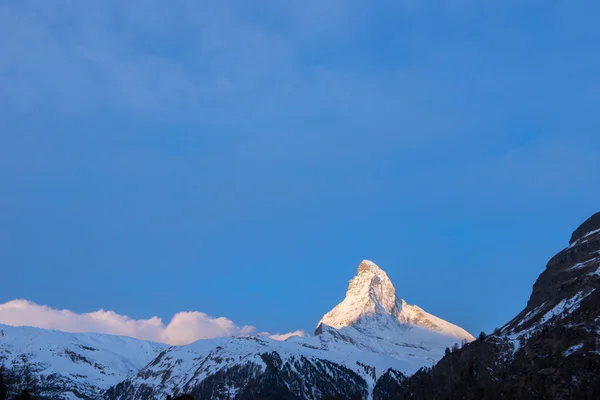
(14, 389), (34, 400)
(0, 368), (7, 400)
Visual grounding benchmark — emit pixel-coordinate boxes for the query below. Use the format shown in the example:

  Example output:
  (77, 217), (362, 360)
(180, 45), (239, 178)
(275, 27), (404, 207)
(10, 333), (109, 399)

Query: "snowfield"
(0, 324), (167, 398)
(1, 260), (474, 399)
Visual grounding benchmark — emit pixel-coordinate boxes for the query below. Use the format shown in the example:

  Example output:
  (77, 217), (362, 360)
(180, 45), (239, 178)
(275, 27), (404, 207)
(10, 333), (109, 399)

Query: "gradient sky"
(1, 0), (600, 338)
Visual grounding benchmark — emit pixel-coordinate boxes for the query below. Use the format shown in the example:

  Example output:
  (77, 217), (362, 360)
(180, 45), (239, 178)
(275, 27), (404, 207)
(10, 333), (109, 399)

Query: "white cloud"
(0, 299), (303, 345)
(264, 330), (307, 341)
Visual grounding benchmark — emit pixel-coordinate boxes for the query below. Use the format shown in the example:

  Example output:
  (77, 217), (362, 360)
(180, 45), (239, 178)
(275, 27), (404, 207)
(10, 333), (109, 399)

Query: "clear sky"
(1, 0), (599, 339)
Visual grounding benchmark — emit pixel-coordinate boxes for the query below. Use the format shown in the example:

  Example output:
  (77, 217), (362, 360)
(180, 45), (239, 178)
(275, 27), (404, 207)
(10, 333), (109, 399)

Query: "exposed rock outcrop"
(377, 212), (600, 400)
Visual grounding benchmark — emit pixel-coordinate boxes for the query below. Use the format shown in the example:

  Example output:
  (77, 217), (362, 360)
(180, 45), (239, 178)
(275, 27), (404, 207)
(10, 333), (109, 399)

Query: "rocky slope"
(0, 325), (167, 399)
(106, 260), (473, 400)
(0, 261), (474, 400)
(316, 260), (474, 344)
(376, 212), (600, 400)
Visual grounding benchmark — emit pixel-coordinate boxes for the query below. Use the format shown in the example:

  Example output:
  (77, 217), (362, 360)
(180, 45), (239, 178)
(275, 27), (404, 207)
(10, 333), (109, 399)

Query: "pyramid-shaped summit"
(316, 260), (475, 344)
(0, 259), (477, 400)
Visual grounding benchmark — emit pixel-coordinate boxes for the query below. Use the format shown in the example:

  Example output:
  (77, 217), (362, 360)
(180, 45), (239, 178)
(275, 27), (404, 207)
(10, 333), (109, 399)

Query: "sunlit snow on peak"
(316, 260), (475, 345)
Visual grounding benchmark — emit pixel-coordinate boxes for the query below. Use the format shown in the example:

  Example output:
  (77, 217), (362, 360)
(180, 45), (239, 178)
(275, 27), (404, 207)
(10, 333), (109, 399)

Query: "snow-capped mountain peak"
(0, 260), (475, 399)
(317, 260), (398, 330)
(316, 260), (474, 344)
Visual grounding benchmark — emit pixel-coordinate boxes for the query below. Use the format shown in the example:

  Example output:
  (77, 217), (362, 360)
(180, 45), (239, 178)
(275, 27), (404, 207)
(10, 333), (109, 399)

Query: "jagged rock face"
(503, 212), (600, 337)
(316, 260), (475, 345)
(318, 261), (399, 330)
(570, 212), (600, 245)
(380, 212), (600, 400)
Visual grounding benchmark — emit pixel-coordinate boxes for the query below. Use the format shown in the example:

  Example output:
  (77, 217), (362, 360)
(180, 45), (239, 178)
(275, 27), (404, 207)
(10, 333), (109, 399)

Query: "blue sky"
(1, 0), (599, 338)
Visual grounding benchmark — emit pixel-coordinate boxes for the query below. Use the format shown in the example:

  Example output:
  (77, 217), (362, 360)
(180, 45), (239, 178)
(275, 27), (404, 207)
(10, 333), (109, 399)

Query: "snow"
(515, 304), (545, 328)
(318, 260), (398, 329)
(0, 324), (167, 398)
(509, 289), (597, 341)
(317, 260), (474, 344)
(557, 292), (588, 320)
(568, 228), (600, 248)
(583, 228), (600, 240)
(119, 261), (475, 399)
(564, 343), (583, 356)
(538, 290), (595, 325)
(0, 260), (475, 399)
(509, 337), (521, 355)
(119, 328), (445, 399)
(568, 257), (599, 271)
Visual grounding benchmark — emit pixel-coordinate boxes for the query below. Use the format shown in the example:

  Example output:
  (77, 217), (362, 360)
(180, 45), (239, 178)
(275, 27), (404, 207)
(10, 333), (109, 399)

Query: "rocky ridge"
(106, 261), (473, 400)
(377, 212), (600, 400)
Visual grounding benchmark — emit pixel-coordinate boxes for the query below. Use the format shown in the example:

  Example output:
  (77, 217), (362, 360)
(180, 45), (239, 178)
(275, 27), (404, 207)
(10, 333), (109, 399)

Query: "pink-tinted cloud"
(0, 299), (304, 345)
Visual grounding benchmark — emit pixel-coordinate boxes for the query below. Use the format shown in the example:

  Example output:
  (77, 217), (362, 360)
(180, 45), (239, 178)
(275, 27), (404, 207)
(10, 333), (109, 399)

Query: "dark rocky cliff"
(375, 212), (600, 400)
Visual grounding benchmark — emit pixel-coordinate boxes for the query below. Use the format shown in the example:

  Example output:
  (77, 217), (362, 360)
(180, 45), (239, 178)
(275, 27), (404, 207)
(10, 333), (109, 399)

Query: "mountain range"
(2, 212), (600, 399)
(1, 261), (472, 399)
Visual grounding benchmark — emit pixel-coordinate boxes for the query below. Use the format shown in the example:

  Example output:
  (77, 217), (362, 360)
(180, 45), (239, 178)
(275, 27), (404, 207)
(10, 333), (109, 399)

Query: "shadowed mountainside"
(374, 212), (600, 400)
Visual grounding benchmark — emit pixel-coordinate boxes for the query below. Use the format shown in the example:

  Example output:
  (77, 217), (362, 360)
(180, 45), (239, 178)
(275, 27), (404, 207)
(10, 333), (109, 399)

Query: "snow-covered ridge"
(109, 260), (475, 399)
(317, 260), (397, 329)
(1, 260), (475, 399)
(317, 260), (474, 343)
(109, 331), (435, 399)
(0, 324), (167, 399)
(501, 212), (600, 342)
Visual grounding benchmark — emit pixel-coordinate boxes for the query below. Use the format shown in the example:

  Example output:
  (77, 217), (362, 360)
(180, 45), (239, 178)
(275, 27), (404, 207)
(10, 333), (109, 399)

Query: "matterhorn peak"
(316, 260), (398, 332)
(316, 260), (475, 344)
(357, 259), (385, 275)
